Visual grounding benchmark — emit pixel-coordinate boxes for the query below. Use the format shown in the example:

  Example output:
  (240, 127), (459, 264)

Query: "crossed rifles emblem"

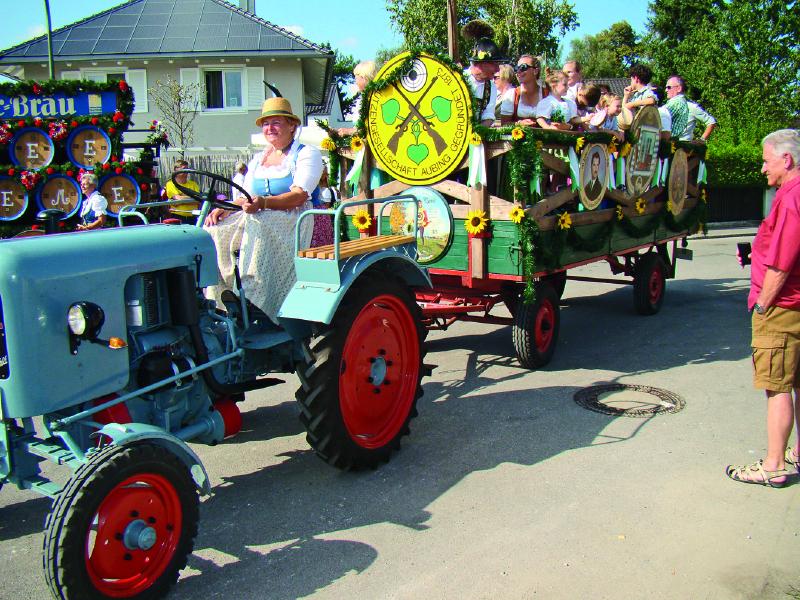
(381, 77), (452, 166)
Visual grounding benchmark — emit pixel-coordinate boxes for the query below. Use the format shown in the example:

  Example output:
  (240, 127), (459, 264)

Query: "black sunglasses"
(514, 63), (538, 73)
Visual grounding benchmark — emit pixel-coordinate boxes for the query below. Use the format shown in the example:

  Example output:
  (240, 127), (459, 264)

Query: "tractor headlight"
(67, 302), (105, 339)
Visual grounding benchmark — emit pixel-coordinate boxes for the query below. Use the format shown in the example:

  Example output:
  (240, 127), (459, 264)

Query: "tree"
(568, 21), (640, 79)
(148, 77), (202, 159)
(320, 43), (359, 116)
(644, 0), (800, 145)
(385, 0), (578, 64)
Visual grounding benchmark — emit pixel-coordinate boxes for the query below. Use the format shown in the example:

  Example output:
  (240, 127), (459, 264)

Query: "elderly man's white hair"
(762, 129), (800, 165)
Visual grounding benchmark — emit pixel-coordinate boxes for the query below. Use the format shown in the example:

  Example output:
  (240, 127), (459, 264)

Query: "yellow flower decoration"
(465, 210), (488, 234)
(635, 198), (647, 215)
(320, 137), (336, 151)
(620, 143), (632, 158)
(350, 136), (364, 152)
(510, 206), (525, 224)
(557, 212), (572, 230)
(352, 208), (372, 231)
(511, 127), (525, 141)
(608, 140), (618, 154)
(670, 142), (677, 155)
(666, 199), (674, 213)
(477, 50), (488, 60)
(615, 206), (624, 221)
(470, 132), (483, 146)
(535, 140), (543, 151)
(575, 137), (585, 153)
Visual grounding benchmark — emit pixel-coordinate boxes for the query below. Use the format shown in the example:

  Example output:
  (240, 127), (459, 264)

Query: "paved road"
(2, 228), (799, 600)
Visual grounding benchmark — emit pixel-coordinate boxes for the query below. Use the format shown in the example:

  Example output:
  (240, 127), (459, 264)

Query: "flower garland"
(513, 209), (540, 304)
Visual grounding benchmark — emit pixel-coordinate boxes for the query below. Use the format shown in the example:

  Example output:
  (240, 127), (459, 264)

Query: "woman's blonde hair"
(353, 60), (377, 82)
(496, 64), (515, 85)
(599, 93), (621, 108)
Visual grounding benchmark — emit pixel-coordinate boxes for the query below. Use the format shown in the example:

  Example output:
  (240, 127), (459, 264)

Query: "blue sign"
(0, 91), (118, 119)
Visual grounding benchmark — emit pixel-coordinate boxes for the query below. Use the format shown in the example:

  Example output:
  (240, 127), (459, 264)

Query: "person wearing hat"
(462, 20), (504, 127)
(204, 97), (323, 324)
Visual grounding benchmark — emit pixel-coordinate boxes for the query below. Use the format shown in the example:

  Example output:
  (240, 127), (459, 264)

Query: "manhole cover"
(573, 383), (685, 418)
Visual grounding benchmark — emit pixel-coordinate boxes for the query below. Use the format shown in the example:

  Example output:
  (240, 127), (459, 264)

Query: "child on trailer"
(535, 71), (579, 130)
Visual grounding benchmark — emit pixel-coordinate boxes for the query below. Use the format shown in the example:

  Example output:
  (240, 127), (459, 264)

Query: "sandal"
(726, 460), (794, 488)
(786, 447), (800, 469)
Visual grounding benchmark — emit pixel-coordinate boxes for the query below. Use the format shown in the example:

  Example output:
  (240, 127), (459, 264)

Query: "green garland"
(514, 215), (539, 303)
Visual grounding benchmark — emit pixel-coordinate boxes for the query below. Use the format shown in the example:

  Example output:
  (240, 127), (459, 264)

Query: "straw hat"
(255, 97), (301, 127)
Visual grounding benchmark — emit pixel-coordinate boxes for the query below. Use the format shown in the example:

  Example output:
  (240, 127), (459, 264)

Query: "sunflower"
(619, 143), (632, 158)
(615, 206), (624, 221)
(635, 198), (647, 215)
(575, 137), (585, 153)
(557, 212), (572, 230)
(607, 140), (618, 154)
(470, 132), (483, 146)
(666, 199), (674, 213)
(320, 137), (336, 151)
(511, 127), (525, 141)
(465, 209), (488, 234)
(535, 140), (543, 151)
(350, 136), (364, 152)
(352, 208), (372, 231)
(509, 205), (525, 224)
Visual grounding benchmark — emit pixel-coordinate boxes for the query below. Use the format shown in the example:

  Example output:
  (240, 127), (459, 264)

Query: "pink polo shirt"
(749, 175), (800, 310)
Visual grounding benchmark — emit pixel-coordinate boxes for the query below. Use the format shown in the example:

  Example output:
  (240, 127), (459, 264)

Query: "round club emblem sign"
(578, 143), (609, 210)
(366, 52), (473, 186)
(668, 149), (689, 215)
(625, 105), (661, 198)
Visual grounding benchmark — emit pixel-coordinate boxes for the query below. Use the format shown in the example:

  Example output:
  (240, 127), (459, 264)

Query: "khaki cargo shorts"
(752, 306), (800, 392)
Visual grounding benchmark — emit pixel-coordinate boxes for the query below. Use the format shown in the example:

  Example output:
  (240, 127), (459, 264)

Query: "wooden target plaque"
(36, 175), (81, 218)
(66, 126), (112, 169)
(668, 149), (689, 215)
(11, 128), (55, 169)
(0, 176), (28, 221)
(100, 174), (140, 216)
(625, 106), (661, 198)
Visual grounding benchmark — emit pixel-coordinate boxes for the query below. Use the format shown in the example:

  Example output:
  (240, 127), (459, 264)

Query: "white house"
(0, 0), (334, 151)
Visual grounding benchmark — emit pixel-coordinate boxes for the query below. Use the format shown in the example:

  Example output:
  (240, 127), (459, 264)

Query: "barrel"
(10, 127), (55, 170)
(99, 173), (141, 216)
(0, 176), (28, 221)
(36, 175), (82, 219)
(66, 125), (112, 169)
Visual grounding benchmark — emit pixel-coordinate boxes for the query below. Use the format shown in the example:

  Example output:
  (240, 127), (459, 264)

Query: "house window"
(83, 71), (125, 83)
(204, 69), (243, 110)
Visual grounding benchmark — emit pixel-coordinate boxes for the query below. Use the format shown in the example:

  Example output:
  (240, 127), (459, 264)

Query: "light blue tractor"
(0, 170), (430, 599)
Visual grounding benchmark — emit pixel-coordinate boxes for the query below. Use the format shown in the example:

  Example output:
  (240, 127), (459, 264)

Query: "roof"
(585, 78), (628, 98)
(306, 82), (340, 117)
(0, 0), (332, 60)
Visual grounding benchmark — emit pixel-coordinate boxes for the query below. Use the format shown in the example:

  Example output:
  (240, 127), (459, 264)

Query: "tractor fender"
(94, 423), (211, 495)
(280, 250), (431, 325)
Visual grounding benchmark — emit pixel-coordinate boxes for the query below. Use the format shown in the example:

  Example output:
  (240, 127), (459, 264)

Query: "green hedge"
(705, 142), (765, 188)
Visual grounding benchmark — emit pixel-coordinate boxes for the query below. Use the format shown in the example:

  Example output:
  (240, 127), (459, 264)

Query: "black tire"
(295, 273), (427, 470)
(512, 282), (560, 369)
(544, 271), (567, 300)
(633, 252), (666, 315)
(500, 283), (522, 317)
(43, 443), (199, 600)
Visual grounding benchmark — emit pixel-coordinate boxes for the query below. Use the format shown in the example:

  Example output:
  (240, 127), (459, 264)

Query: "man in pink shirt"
(727, 129), (800, 487)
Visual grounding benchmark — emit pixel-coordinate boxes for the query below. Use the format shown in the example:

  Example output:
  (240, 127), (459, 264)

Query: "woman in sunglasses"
(499, 55), (547, 126)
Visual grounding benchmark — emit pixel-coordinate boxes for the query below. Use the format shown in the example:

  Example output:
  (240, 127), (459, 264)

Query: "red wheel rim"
(85, 472), (182, 598)
(534, 299), (555, 352)
(648, 268), (663, 305)
(339, 294), (420, 449)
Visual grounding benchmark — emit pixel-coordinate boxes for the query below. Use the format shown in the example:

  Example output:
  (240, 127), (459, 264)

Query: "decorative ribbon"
(345, 147), (365, 191)
(607, 155), (616, 189)
(651, 160), (661, 187)
(467, 143), (487, 187)
(616, 156), (626, 188)
(697, 160), (707, 184)
(660, 158), (670, 186)
(568, 147), (580, 191)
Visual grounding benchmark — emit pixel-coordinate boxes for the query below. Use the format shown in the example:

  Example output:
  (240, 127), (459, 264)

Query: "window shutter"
(125, 69), (148, 113)
(179, 68), (203, 111)
(246, 66), (265, 109)
(60, 70), (80, 81)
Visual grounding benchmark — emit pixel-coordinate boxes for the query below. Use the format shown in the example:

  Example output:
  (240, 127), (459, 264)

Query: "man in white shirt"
(463, 37), (504, 127)
(664, 75), (716, 141)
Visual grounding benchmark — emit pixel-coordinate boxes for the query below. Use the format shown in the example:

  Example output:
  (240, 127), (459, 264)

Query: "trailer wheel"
(43, 443), (198, 600)
(296, 275), (426, 470)
(544, 271), (567, 300)
(513, 282), (560, 369)
(633, 253), (666, 315)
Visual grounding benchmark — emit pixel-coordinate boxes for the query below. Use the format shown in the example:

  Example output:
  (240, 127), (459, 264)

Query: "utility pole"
(44, 0), (55, 79)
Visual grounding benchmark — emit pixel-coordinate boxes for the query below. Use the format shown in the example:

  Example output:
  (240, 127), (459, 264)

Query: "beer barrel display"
(10, 128), (55, 170)
(0, 176), (28, 221)
(35, 175), (81, 219)
(99, 173), (140, 216)
(65, 125), (112, 169)
(325, 50), (708, 368)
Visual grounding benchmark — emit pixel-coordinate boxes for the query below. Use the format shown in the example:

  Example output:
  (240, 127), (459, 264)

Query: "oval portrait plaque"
(625, 105), (661, 198)
(668, 149), (689, 215)
(11, 128), (55, 170)
(388, 185), (453, 264)
(100, 173), (141, 216)
(0, 176), (28, 221)
(36, 175), (81, 218)
(578, 143), (609, 210)
(66, 125), (112, 169)
(366, 52), (473, 186)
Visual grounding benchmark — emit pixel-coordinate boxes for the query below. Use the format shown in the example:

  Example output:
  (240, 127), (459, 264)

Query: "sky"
(2, 0), (651, 64)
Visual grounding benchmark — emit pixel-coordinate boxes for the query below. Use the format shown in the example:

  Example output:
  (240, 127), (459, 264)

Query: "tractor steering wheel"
(169, 169), (249, 212)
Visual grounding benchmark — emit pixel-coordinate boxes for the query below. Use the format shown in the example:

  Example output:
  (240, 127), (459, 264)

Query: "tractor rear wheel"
(296, 274), (426, 470)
